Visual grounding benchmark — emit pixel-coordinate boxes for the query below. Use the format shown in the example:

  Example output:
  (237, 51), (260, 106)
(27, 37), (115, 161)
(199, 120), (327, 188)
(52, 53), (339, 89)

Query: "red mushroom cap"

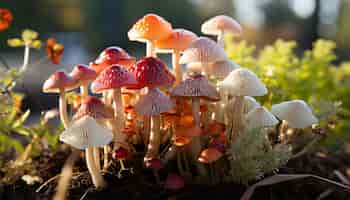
(91, 65), (137, 93)
(164, 173), (185, 190)
(129, 57), (175, 89)
(145, 158), (164, 171)
(43, 70), (79, 93)
(73, 96), (114, 121)
(112, 147), (129, 160)
(70, 64), (97, 83)
(89, 46), (135, 74)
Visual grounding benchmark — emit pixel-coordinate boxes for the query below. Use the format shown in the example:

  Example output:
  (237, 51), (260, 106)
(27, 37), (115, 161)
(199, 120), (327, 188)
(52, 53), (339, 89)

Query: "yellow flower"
(7, 29), (42, 49)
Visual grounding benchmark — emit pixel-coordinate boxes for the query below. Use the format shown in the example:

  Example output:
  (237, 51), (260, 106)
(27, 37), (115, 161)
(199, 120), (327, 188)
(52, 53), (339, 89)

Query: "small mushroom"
(155, 29), (198, 84)
(205, 60), (240, 80)
(112, 147), (133, 178)
(218, 68), (267, 138)
(271, 100), (318, 129)
(128, 14), (172, 57)
(201, 15), (242, 47)
(42, 70), (79, 129)
(198, 147), (223, 164)
(171, 74), (220, 176)
(69, 64), (97, 99)
(59, 116), (113, 188)
(89, 46), (135, 74)
(245, 106), (279, 130)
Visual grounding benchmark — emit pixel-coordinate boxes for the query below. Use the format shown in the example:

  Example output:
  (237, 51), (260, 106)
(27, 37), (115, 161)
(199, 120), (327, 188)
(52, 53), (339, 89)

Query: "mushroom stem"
(173, 50), (182, 85)
(112, 88), (124, 144)
(145, 115), (161, 160)
(80, 84), (89, 99)
(85, 148), (106, 188)
(102, 92), (110, 170)
(177, 152), (185, 176)
(146, 40), (156, 57)
(231, 96), (245, 138)
(191, 97), (207, 176)
(59, 89), (70, 129)
(143, 116), (150, 145)
(217, 31), (225, 48)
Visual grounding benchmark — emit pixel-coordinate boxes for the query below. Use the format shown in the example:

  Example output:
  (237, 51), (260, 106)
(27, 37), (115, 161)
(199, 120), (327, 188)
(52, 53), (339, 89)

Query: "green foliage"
(226, 128), (291, 185)
(225, 36), (350, 147)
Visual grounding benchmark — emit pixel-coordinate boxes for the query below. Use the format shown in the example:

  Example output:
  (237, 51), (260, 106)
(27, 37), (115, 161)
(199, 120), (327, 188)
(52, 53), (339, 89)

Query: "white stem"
(59, 89), (69, 129)
(85, 148), (106, 188)
(191, 97), (207, 176)
(21, 45), (30, 73)
(217, 31), (225, 48)
(231, 96), (245, 138)
(80, 84), (89, 99)
(93, 147), (101, 170)
(112, 89), (124, 144)
(145, 115), (160, 160)
(146, 40), (156, 57)
(102, 91), (110, 170)
(172, 50), (182, 85)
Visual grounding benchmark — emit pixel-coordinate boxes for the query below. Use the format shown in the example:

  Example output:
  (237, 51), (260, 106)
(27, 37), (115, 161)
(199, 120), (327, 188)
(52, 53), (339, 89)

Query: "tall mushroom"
(129, 57), (175, 160)
(171, 74), (220, 176)
(128, 14), (173, 57)
(70, 64), (97, 99)
(42, 70), (79, 129)
(60, 116), (113, 188)
(271, 100), (318, 129)
(91, 65), (137, 146)
(155, 29), (198, 84)
(245, 106), (279, 130)
(89, 46), (135, 74)
(218, 68), (267, 138)
(201, 15), (243, 47)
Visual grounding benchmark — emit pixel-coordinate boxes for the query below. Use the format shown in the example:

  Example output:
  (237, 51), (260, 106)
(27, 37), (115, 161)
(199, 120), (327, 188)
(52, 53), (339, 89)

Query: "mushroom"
(201, 15), (243, 47)
(271, 100), (318, 129)
(218, 68), (267, 138)
(59, 116), (113, 188)
(112, 147), (133, 178)
(129, 57), (175, 160)
(245, 107), (279, 130)
(145, 158), (164, 184)
(155, 29), (198, 84)
(198, 147), (224, 184)
(42, 70), (79, 129)
(69, 64), (97, 99)
(128, 14), (172, 57)
(164, 173), (185, 190)
(171, 74), (220, 176)
(135, 88), (173, 160)
(89, 46), (135, 74)
(73, 96), (114, 170)
(205, 60), (240, 80)
(179, 37), (227, 68)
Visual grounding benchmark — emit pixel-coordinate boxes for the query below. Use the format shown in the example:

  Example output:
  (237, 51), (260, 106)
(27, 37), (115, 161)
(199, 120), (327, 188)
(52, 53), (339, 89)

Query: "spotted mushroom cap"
(73, 96), (114, 121)
(218, 68), (267, 96)
(70, 64), (97, 83)
(155, 29), (198, 53)
(135, 88), (174, 116)
(128, 13), (172, 42)
(42, 70), (79, 93)
(201, 15), (243, 36)
(89, 46), (135, 74)
(91, 65), (137, 93)
(245, 106), (279, 129)
(129, 57), (175, 89)
(271, 100), (318, 129)
(170, 74), (220, 101)
(59, 116), (113, 150)
(179, 37), (227, 64)
(205, 60), (240, 80)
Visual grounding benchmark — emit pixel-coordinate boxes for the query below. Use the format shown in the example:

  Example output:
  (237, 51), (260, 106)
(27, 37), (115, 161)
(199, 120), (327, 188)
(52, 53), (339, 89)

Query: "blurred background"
(1, 0), (350, 111)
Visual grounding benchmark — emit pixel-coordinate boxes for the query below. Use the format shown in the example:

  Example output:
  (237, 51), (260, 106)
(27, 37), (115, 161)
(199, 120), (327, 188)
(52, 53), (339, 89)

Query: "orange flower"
(0, 8), (13, 31)
(46, 37), (64, 64)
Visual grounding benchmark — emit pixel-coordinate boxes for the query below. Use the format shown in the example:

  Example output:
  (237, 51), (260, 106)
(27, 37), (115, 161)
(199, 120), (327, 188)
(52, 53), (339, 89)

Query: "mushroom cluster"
(42, 13), (319, 188)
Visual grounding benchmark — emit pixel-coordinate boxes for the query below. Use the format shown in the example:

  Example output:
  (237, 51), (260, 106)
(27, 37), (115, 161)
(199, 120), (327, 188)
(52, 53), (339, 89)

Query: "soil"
(0, 147), (350, 200)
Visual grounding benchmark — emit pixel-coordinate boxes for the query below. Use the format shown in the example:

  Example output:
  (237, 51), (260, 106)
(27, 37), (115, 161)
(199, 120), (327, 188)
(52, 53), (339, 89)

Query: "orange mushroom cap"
(155, 29), (198, 53)
(198, 147), (223, 164)
(128, 14), (173, 42)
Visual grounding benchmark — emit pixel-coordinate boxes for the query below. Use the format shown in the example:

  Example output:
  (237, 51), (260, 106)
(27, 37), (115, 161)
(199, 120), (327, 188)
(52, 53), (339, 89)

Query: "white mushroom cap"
(218, 68), (267, 96)
(205, 60), (240, 80)
(135, 88), (173, 116)
(59, 116), (113, 150)
(245, 107), (278, 129)
(179, 37), (227, 64)
(271, 100), (318, 129)
(243, 96), (260, 113)
(201, 15), (243, 36)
